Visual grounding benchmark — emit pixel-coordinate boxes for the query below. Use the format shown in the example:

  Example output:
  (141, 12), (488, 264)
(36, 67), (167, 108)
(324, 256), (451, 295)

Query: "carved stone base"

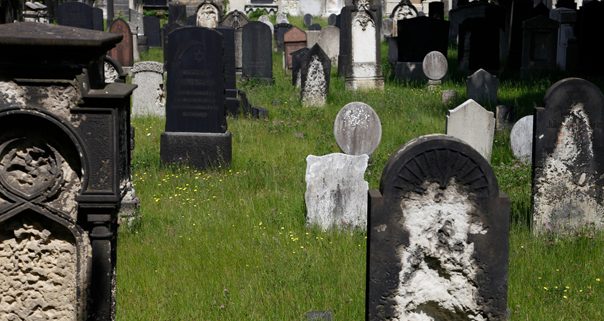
(160, 131), (232, 169)
(345, 76), (384, 91)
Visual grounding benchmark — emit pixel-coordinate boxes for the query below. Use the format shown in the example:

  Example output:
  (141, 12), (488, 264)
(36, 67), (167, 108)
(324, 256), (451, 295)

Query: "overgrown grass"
(117, 37), (604, 320)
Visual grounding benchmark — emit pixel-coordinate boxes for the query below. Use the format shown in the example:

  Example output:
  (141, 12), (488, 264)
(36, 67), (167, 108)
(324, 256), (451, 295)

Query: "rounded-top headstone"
(328, 14), (337, 26)
(422, 51), (448, 80)
(510, 115), (533, 164)
(304, 14), (313, 27)
(334, 102), (382, 155)
(382, 18), (393, 37)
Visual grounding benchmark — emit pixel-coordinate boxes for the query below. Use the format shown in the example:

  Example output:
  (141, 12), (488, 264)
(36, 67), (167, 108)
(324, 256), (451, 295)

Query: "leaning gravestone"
(131, 61), (165, 116)
(144, 15), (162, 47)
(367, 134), (509, 321)
(510, 115), (533, 164)
(305, 153), (369, 230)
(467, 68), (498, 106)
(446, 99), (496, 161)
(532, 78), (604, 234)
(56, 1), (95, 29)
(242, 22), (273, 82)
(422, 50), (448, 86)
(300, 44), (331, 107)
(160, 27), (232, 169)
(108, 19), (134, 67)
(333, 102), (382, 156)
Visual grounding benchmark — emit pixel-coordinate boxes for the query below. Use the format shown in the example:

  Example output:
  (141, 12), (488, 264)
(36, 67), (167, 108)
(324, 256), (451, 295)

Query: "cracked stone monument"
(466, 68), (498, 107)
(333, 102), (382, 156)
(532, 78), (604, 234)
(131, 61), (165, 116)
(300, 44), (331, 107)
(160, 27), (232, 169)
(446, 99), (496, 162)
(367, 134), (510, 321)
(510, 115), (533, 164)
(0, 22), (137, 321)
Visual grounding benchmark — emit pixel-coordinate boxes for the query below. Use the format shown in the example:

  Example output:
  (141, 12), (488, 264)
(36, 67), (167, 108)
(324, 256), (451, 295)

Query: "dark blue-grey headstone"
(328, 14), (337, 26)
(144, 15), (161, 47)
(274, 22), (293, 52)
(168, 2), (187, 25)
(93, 7), (104, 31)
(397, 17), (449, 62)
(308, 23), (321, 30)
(217, 27), (239, 116)
(304, 13), (313, 27)
(242, 21), (273, 82)
(458, 16), (503, 73)
(56, 2), (94, 29)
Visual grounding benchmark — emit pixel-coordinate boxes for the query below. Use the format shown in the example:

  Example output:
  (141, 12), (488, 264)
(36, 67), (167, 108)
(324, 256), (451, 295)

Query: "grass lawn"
(118, 30), (604, 320)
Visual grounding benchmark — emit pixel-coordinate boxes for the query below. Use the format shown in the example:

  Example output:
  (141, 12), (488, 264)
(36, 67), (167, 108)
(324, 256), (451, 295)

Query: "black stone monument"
(56, 1), (95, 29)
(242, 21), (273, 83)
(144, 15), (161, 47)
(274, 22), (293, 52)
(396, 16), (449, 62)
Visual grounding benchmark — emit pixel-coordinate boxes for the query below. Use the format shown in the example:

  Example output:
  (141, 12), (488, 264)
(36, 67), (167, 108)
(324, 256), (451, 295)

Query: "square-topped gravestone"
(284, 27), (307, 70)
(132, 61), (165, 116)
(56, 1), (95, 29)
(144, 15), (162, 47)
(368, 134), (509, 321)
(0, 21), (137, 321)
(446, 99), (496, 161)
(467, 68), (498, 106)
(300, 44), (331, 107)
(458, 17), (502, 73)
(532, 78), (604, 234)
(108, 19), (134, 67)
(161, 27), (232, 169)
(242, 22), (273, 82)
(521, 15), (559, 75)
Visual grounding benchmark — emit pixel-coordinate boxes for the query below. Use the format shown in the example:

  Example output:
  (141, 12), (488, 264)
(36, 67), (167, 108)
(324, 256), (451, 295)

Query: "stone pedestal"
(160, 132), (232, 169)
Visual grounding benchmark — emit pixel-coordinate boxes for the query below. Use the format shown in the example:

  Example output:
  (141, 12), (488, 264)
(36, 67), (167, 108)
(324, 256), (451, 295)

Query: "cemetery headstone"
(532, 78), (604, 234)
(222, 10), (249, 29)
(309, 23), (322, 31)
(422, 50), (448, 86)
(328, 13), (337, 25)
(446, 99), (496, 161)
(292, 47), (310, 87)
(277, 11), (289, 24)
(304, 13), (313, 27)
(382, 18), (394, 37)
(216, 27), (239, 116)
(505, 0), (533, 71)
(259, 15), (274, 34)
(317, 26), (340, 67)
(196, 1), (220, 28)
(274, 22), (293, 52)
(396, 17), (449, 62)
(132, 61), (165, 116)
(56, 1), (94, 29)
(284, 27), (307, 70)
(104, 56), (127, 83)
(162, 22), (183, 59)
(549, 8), (577, 71)
(221, 11), (249, 75)
(521, 15), (559, 75)
(337, 5), (353, 77)
(367, 134), (509, 321)
(130, 8), (145, 36)
(108, 19), (134, 67)
(242, 22), (273, 82)
(495, 105), (513, 131)
(510, 115), (533, 164)
(428, 1), (444, 20)
(144, 15), (161, 47)
(458, 17), (502, 73)
(467, 68), (498, 106)
(168, 2), (187, 25)
(390, 0), (418, 36)
(333, 102), (382, 155)
(0, 21), (137, 320)
(306, 30), (321, 48)
(305, 153), (369, 230)
(300, 44), (331, 107)
(161, 27), (232, 169)
(93, 7), (104, 31)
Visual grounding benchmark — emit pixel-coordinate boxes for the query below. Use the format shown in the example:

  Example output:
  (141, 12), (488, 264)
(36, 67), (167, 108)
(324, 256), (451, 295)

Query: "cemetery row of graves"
(0, 0), (603, 320)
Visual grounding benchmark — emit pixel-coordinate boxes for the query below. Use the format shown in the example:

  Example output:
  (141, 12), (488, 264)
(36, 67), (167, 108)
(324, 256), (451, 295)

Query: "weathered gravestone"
(317, 26), (340, 67)
(328, 13), (337, 25)
(292, 47), (310, 87)
(144, 15), (161, 47)
(131, 61), (165, 116)
(161, 22), (183, 62)
(510, 115), (533, 164)
(532, 78), (604, 234)
(422, 50), (448, 86)
(0, 21), (137, 321)
(284, 27), (307, 70)
(168, 2), (187, 25)
(300, 44), (331, 107)
(446, 99), (496, 161)
(160, 27), (232, 169)
(56, 1), (95, 29)
(304, 13), (313, 28)
(104, 55), (127, 83)
(196, 1), (221, 28)
(521, 14), (559, 75)
(274, 22), (293, 52)
(333, 102), (382, 155)
(305, 153), (369, 230)
(367, 134), (509, 321)
(306, 30), (321, 48)
(389, 0), (418, 37)
(504, 0), (533, 71)
(242, 22), (273, 82)
(222, 10), (249, 29)
(495, 104), (513, 131)
(259, 15), (274, 34)
(467, 68), (498, 106)
(108, 18), (134, 67)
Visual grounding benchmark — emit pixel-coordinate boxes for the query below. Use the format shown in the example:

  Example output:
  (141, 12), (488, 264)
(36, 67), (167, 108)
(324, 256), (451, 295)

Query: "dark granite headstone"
(521, 14), (558, 75)
(458, 17), (502, 73)
(532, 78), (604, 234)
(274, 22), (293, 52)
(93, 7), (104, 31)
(284, 27), (307, 70)
(576, 1), (604, 74)
(164, 27), (226, 133)
(242, 21), (273, 82)
(337, 5), (353, 77)
(429, 2), (444, 20)
(56, 1), (94, 29)
(292, 47), (310, 86)
(108, 19), (134, 67)
(168, 2), (187, 25)
(556, 0), (576, 10)
(217, 27), (239, 116)
(144, 15), (161, 47)
(300, 44), (331, 107)
(162, 22), (184, 59)
(309, 23), (322, 30)
(505, 0), (533, 71)
(448, 2), (505, 45)
(368, 134), (509, 321)
(328, 13), (337, 25)
(304, 13), (313, 27)
(396, 17), (449, 62)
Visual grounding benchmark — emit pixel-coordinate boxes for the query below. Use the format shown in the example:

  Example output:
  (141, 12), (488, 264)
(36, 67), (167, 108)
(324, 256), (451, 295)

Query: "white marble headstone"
(131, 61), (165, 116)
(510, 115), (533, 164)
(446, 99), (495, 161)
(422, 50), (448, 81)
(334, 102), (382, 155)
(196, 3), (219, 28)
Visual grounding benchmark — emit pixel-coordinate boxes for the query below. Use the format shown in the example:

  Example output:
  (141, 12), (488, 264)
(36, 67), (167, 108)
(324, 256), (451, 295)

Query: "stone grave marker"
(304, 13), (313, 28)
(532, 78), (604, 234)
(422, 50), (448, 86)
(292, 47), (310, 87)
(306, 30), (321, 49)
(521, 14), (559, 75)
(168, 2), (187, 25)
(390, 0), (418, 37)
(328, 13), (337, 25)
(334, 102), (382, 155)
(448, 2), (504, 45)
(132, 61), (165, 116)
(108, 18), (134, 67)
(429, 1), (444, 20)
(457, 16), (503, 73)
(317, 26), (340, 68)
(467, 68), (498, 106)
(274, 22), (293, 52)
(259, 15), (274, 34)
(447, 99), (496, 161)
(93, 7), (104, 31)
(495, 105), (513, 131)
(220, 11), (248, 75)
(161, 27), (232, 169)
(242, 22), (273, 82)
(396, 17), (449, 63)
(216, 26), (239, 116)
(104, 56), (127, 83)
(300, 44), (331, 107)
(367, 134), (509, 321)
(222, 10), (249, 29)
(337, 5), (353, 77)
(144, 15), (161, 47)
(549, 8), (577, 71)
(0, 21), (137, 320)
(309, 24), (322, 31)
(383, 18), (394, 37)
(504, 0), (533, 71)
(56, 1), (95, 29)
(510, 115), (533, 164)
(196, 2), (220, 28)
(305, 153), (369, 230)
(284, 27), (307, 70)
(277, 11), (289, 24)
(130, 8), (145, 36)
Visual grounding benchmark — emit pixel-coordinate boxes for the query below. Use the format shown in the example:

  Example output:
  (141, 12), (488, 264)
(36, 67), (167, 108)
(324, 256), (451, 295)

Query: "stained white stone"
(317, 26), (340, 67)
(305, 153), (369, 230)
(259, 15), (274, 34)
(301, 55), (327, 107)
(347, 8), (384, 90)
(334, 102), (382, 155)
(422, 50), (448, 81)
(306, 30), (321, 48)
(196, 3), (219, 28)
(510, 115), (533, 164)
(131, 61), (165, 116)
(446, 99), (495, 161)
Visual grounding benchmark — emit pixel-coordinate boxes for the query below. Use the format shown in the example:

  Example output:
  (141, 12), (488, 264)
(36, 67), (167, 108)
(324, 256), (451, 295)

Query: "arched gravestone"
(532, 78), (604, 234)
(196, 1), (220, 28)
(333, 102), (381, 155)
(242, 22), (273, 82)
(300, 44), (331, 107)
(108, 19), (134, 67)
(389, 0), (418, 37)
(510, 115), (533, 164)
(367, 135), (510, 321)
